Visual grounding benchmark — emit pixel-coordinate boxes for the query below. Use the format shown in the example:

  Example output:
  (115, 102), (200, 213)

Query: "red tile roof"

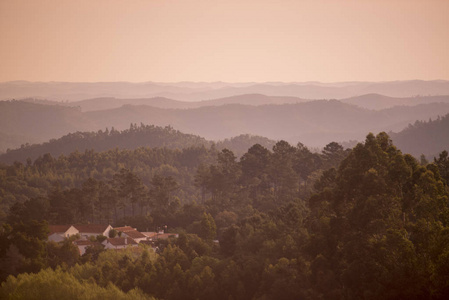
(74, 224), (110, 234)
(123, 230), (146, 239)
(74, 240), (96, 246)
(114, 226), (135, 232)
(48, 225), (73, 235)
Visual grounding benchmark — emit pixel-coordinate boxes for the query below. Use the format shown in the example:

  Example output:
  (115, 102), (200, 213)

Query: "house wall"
(65, 226), (79, 238)
(103, 225), (113, 237)
(78, 245), (88, 255)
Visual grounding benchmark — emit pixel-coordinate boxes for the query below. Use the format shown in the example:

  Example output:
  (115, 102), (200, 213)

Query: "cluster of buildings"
(48, 224), (178, 255)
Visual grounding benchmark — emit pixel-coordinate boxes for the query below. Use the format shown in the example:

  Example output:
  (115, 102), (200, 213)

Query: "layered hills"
(2, 98), (449, 155)
(2, 80), (449, 102)
(69, 94), (308, 112)
(15, 93), (449, 112)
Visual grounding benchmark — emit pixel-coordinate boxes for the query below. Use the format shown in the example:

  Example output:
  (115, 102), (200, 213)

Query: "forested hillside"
(1, 132), (449, 299)
(0, 124), (276, 164)
(391, 114), (449, 158)
(0, 124), (210, 164)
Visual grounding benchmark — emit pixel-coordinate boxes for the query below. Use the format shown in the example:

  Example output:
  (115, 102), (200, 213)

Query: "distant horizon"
(3, 80), (449, 103)
(2, 79), (449, 84)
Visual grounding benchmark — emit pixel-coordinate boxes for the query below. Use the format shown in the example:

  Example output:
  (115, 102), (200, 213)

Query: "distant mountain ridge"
(2, 80), (449, 102)
(15, 93), (449, 112)
(68, 94), (308, 112)
(342, 94), (449, 110)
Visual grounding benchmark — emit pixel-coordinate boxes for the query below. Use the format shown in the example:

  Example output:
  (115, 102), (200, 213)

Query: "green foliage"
(199, 213), (217, 241)
(0, 267), (152, 300)
(47, 240), (79, 269)
(308, 132), (449, 299)
(109, 229), (117, 238)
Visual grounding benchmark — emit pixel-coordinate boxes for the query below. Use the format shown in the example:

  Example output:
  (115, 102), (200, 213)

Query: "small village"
(48, 224), (179, 255)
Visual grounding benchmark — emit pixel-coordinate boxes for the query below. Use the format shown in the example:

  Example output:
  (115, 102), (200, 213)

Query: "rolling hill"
(0, 125), (277, 164)
(32, 93), (449, 113)
(390, 114), (449, 159)
(69, 94), (308, 112)
(83, 100), (449, 146)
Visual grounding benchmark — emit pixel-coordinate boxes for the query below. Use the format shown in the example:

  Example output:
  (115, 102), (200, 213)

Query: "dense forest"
(1, 131), (449, 299)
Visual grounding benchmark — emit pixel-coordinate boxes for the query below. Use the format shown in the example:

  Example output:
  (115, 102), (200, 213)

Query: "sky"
(0, 0), (448, 83)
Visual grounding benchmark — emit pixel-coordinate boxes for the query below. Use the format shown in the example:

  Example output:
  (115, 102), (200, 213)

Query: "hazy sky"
(1, 0), (448, 83)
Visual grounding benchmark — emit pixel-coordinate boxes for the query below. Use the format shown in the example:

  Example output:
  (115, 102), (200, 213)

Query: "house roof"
(106, 237), (138, 246)
(114, 226), (135, 232)
(123, 230), (146, 239)
(142, 232), (157, 238)
(48, 225), (74, 235)
(74, 224), (110, 234)
(74, 240), (96, 246)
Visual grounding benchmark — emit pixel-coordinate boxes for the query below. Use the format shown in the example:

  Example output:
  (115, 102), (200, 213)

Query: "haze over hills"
(390, 113), (449, 159)
(341, 94), (449, 110)
(73, 101), (449, 145)
(3, 99), (449, 154)
(3, 81), (449, 154)
(68, 94), (308, 112)
(0, 101), (93, 151)
(13, 93), (449, 113)
(2, 80), (449, 102)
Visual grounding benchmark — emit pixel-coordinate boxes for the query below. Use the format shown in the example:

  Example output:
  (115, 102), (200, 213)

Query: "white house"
(48, 225), (79, 242)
